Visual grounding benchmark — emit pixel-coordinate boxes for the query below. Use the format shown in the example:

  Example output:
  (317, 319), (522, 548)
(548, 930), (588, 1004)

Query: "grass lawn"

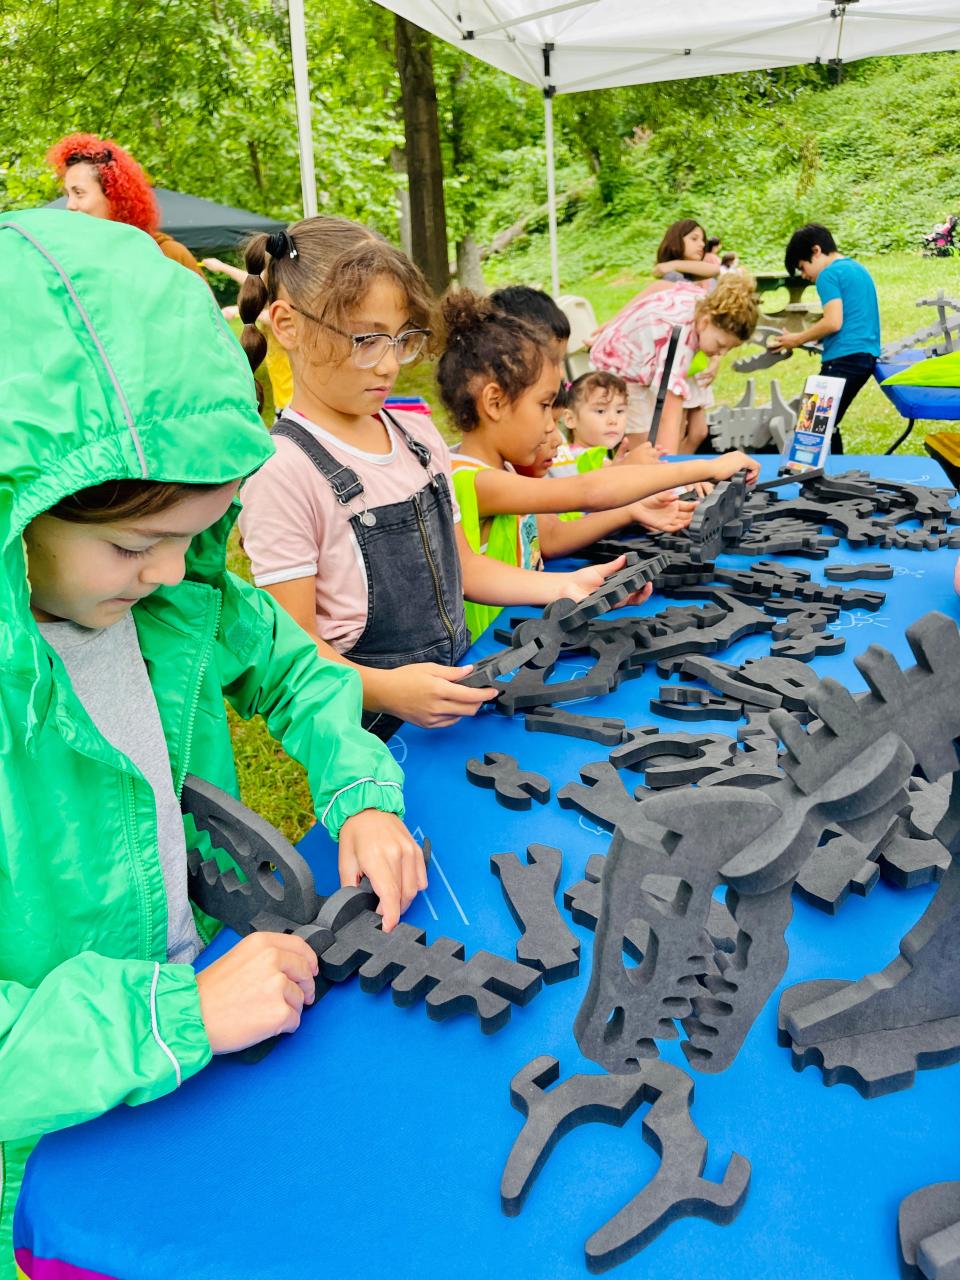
(229, 249), (957, 838)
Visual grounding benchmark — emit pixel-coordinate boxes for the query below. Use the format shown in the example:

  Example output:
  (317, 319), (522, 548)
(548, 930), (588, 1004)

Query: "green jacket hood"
(0, 209), (273, 678)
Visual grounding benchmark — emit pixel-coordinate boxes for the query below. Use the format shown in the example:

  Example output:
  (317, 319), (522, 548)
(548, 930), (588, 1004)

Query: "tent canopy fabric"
(380, 1), (960, 94)
(47, 188), (285, 253)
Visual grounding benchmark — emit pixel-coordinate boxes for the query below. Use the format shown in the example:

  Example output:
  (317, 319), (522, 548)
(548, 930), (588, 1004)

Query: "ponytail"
(239, 233), (269, 379)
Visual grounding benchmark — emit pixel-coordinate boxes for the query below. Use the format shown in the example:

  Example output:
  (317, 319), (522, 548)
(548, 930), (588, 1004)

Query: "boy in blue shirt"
(772, 223), (880, 452)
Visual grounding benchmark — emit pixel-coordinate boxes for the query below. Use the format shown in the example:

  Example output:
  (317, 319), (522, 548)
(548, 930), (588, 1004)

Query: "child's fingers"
(367, 858), (402, 932)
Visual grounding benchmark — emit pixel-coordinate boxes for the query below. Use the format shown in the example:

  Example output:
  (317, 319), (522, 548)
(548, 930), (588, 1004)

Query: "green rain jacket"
(0, 211), (405, 1251)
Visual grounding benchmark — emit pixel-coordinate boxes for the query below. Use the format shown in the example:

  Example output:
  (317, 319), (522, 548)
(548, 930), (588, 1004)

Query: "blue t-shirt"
(816, 257), (880, 361)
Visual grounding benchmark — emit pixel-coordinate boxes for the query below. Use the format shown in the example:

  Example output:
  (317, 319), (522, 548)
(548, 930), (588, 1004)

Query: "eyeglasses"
(291, 306), (430, 368)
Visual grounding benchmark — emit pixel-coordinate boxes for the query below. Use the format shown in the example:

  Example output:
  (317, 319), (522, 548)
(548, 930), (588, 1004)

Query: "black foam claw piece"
(771, 631), (846, 662)
(466, 752), (551, 810)
(500, 1055), (750, 1274)
(491, 845), (580, 983)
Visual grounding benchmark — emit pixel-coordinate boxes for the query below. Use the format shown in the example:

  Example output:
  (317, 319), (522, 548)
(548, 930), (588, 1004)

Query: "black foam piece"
(770, 631), (846, 662)
(611, 727), (739, 788)
(899, 1183), (960, 1280)
(500, 1055), (750, 1273)
(877, 778), (952, 888)
(778, 787), (960, 1097)
(524, 707), (627, 746)
(650, 694), (744, 722)
(824, 561), (894, 581)
(686, 474), (751, 561)
(558, 761), (648, 835)
(491, 845), (580, 983)
(319, 903), (542, 1033)
(182, 776), (540, 1037)
(466, 752), (551, 810)
(563, 852), (737, 958)
(794, 830), (880, 914)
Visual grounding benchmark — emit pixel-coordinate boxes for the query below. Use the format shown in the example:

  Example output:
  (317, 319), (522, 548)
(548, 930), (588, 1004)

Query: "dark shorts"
(820, 352), (878, 453)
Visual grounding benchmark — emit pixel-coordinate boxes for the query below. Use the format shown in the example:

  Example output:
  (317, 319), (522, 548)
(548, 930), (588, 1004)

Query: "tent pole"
(543, 88), (560, 298)
(288, 0), (318, 218)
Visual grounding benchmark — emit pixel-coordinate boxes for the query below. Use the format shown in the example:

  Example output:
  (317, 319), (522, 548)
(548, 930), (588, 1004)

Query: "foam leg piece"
(491, 845), (581, 983)
(899, 1183), (960, 1280)
(524, 707), (627, 745)
(500, 1055), (751, 1275)
(558, 761), (647, 836)
(466, 752), (551, 810)
(825, 562), (894, 582)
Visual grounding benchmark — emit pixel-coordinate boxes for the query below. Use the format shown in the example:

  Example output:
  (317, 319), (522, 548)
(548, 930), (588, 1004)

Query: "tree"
(394, 14), (450, 293)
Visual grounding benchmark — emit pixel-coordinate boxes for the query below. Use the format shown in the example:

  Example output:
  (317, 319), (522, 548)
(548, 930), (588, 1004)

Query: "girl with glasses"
(236, 217), (638, 738)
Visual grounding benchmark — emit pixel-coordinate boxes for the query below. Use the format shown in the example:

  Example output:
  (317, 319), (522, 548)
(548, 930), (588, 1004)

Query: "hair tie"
(266, 230), (298, 260)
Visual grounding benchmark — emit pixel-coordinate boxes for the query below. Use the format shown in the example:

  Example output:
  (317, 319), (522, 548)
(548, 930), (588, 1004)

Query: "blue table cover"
(15, 456), (960, 1280)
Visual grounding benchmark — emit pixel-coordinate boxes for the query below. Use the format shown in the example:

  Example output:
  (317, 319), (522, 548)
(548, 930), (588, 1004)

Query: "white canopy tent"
(289, 0), (960, 292)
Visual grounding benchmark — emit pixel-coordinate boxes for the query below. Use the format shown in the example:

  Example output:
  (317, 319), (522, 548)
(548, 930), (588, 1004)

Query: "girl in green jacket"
(0, 209), (422, 1271)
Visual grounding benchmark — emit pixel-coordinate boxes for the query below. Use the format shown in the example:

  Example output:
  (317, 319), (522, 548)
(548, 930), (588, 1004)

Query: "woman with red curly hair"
(48, 133), (204, 277)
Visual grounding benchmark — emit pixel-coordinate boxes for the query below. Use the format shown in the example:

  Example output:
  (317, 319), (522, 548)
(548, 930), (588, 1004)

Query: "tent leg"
(288, 0), (318, 218)
(543, 90), (560, 299)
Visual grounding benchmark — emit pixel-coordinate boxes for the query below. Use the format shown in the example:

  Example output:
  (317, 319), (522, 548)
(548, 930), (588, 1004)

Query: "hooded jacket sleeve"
(0, 953), (210, 1142)
(215, 570), (404, 839)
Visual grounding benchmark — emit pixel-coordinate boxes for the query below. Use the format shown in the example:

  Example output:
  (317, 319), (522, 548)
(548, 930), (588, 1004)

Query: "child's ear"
(269, 299), (300, 352)
(479, 380), (505, 422)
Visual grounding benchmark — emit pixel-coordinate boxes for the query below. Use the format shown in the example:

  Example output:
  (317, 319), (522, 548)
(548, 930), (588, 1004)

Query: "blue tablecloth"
(15, 457), (960, 1280)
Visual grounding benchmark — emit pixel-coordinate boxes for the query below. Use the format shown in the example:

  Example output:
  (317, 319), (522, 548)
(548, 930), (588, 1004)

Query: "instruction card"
(782, 374), (846, 471)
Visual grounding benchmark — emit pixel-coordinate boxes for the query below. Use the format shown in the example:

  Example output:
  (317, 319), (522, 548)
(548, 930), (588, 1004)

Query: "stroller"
(921, 214), (959, 257)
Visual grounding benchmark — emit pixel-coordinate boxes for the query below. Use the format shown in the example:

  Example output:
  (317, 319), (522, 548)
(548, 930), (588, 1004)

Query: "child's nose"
(140, 547), (187, 589)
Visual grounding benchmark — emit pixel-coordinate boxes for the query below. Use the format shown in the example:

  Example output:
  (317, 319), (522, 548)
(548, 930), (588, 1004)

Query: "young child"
(589, 273), (760, 453)
(556, 371), (630, 472)
(772, 223), (880, 452)
(439, 290), (760, 641)
(0, 209), (425, 1269)
(236, 217), (640, 738)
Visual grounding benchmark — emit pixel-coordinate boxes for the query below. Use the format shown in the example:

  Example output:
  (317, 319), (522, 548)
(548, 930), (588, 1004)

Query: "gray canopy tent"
(47, 187), (285, 254)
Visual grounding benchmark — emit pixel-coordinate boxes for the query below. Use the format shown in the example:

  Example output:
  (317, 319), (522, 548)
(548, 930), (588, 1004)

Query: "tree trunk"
(395, 15), (450, 294)
(456, 234), (485, 291)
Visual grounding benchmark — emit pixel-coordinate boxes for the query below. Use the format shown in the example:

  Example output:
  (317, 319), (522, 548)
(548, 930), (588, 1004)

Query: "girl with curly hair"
(590, 273), (760, 453)
(47, 132), (203, 276)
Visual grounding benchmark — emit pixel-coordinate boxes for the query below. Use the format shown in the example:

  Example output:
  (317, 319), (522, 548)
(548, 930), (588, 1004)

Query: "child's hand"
(196, 932), (319, 1054)
(338, 810), (427, 932)
(374, 663), (497, 729)
(617, 439), (665, 466)
(711, 451), (760, 484)
(551, 556), (654, 609)
(631, 496), (697, 533)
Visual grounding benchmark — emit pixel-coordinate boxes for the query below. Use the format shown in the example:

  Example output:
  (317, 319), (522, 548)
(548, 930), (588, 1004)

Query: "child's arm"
(771, 299), (842, 350)
(472, 451), (758, 518)
(263, 577), (496, 730)
(652, 259), (721, 280)
(218, 572), (425, 930)
(457, 529), (652, 609)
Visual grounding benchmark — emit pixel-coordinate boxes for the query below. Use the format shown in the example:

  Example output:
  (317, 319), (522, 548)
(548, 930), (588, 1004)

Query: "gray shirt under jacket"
(39, 612), (203, 964)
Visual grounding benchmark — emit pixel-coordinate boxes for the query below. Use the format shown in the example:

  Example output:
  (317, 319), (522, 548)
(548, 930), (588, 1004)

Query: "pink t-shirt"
(590, 281), (707, 399)
(238, 408), (460, 653)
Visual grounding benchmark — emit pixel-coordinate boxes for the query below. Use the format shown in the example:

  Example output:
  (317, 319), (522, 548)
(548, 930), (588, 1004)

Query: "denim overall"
(271, 412), (468, 740)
